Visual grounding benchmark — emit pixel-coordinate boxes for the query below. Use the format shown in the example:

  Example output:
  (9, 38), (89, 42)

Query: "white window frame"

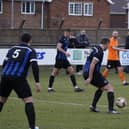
(68, 2), (82, 16)
(21, 1), (35, 15)
(83, 3), (93, 16)
(0, 0), (3, 14)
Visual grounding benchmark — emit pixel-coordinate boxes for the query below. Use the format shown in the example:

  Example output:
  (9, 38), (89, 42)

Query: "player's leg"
(102, 83), (119, 114)
(0, 78), (12, 112)
(48, 67), (60, 92)
(23, 97), (36, 129)
(103, 60), (114, 78)
(103, 60), (113, 79)
(15, 80), (38, 129)
(67, 66), (76, 86)
(87, 73), (105, 112)
(88, 72), (113, 112)
(102, 67), (109, 78)
(0, 97), (7, 112)
(117, 66), (129, 85)
(67, 66), (84, 92)
(76, 65), (83, 75)
(90, 89), (103, 112)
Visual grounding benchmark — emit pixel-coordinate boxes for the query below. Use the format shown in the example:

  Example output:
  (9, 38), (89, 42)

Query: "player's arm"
(31, 61), (39, 83)
(57, 43), (70, 57)
(2, 51), (10, 68)
(30, 49), (41, 92)
(85, 57), (99, 84)
(31, 61), (41, 92)
(112, 46), (126, 52)
(2, 57), (8, 68)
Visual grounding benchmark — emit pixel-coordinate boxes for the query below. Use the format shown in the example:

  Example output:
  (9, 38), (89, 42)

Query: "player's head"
(112, 31), (118, 38)
(100, 38), (110, 51)
(64, 29), (71, 37)
(21, 33), (32, 44)
(80, 30), (86, 35)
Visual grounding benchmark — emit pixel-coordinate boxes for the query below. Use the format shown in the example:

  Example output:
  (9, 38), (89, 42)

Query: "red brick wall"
(48, 0), (110, 29)
(110, 14), (127, 28)
(0, 1), (110, 29)
(14, 2), (42, 29)
(0, 1), (42, 29)
(0, 2), (11, 28)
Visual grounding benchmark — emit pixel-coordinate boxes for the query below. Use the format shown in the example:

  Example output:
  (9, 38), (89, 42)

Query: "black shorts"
(83, 72), (109, 88)
(0, 77), (32, 98)
(107, 60), (121, 69)
(54, 59), (71, 69)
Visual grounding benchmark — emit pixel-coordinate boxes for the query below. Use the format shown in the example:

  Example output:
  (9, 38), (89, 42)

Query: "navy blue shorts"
(83, 72), (109, 88)
(54, 59), (71, 69)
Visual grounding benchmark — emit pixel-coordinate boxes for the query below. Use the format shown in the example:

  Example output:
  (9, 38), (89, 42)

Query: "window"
(84, 3), (93, 16)
(68, 2), (82, 16)
(21, 1), (35, 14)
(0, 0), (3, 14)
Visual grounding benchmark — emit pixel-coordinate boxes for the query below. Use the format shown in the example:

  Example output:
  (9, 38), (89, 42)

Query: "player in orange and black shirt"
(103, 31), (129, 86)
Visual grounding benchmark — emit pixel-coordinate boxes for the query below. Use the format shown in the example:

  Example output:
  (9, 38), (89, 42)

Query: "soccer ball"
(116, 97), (127, 108)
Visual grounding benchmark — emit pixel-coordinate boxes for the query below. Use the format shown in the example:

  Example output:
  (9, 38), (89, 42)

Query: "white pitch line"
(10, 97), (107, 107)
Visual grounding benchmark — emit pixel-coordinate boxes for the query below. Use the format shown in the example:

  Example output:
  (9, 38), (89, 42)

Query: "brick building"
(110, 0), (127, 28)
(0, 0), (113, 29)
(48, 0), (112, 29)
(0, 0), (52, 29)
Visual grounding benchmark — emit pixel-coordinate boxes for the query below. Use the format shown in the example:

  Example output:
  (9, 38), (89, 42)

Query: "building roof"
(10, 0), (114, 4)
(14, 0), (53, 2)
(110, 0), (127, 14)
(107, 0), (115, 4)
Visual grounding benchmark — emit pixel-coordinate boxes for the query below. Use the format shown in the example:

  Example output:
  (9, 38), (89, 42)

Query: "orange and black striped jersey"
(107, 37), (119, 61)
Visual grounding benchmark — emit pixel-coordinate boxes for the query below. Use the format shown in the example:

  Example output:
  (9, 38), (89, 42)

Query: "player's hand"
(123, 49), (129, 52)
(85, 78), (91, 85)
(35, 82), (41, 93)
(65, 52), (71, 57)
(121, 48), (127, 52)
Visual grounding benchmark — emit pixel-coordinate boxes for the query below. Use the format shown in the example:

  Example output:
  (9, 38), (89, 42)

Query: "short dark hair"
(100, 38), (109, 45)
(21, 33), (32, 43)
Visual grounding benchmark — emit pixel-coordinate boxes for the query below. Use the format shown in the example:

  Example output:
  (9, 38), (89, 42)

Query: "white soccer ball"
(116, 97), (127, 108)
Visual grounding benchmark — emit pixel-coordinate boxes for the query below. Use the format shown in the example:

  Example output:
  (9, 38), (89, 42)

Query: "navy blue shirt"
(84, 45), (103, 73)
(56, 35), (69, 60)
(2, 43), (37, 79)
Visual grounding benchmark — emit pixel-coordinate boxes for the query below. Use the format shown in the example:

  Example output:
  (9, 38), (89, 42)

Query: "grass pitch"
(0, 66), (129, 129)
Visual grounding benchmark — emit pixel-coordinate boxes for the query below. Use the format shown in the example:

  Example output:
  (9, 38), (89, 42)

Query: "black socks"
(107, 92), (114, 111)
(0, 102), (4, 112)
(25, 103), (35, 129)
(92, 89), (103, 108)
(48, 75), (55, 88)
(70, 75), (77, 87)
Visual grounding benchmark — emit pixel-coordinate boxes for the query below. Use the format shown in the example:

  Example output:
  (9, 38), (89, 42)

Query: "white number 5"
(12, 49), (21, 58)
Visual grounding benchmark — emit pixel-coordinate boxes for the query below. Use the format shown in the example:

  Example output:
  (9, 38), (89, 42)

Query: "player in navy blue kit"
(83, 38), (119, 114)
(0, 33), (41, 129)
(48, 29), (84, 92)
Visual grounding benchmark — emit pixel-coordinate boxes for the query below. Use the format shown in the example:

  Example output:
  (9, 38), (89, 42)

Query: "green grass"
(0, 66), (129, 129)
